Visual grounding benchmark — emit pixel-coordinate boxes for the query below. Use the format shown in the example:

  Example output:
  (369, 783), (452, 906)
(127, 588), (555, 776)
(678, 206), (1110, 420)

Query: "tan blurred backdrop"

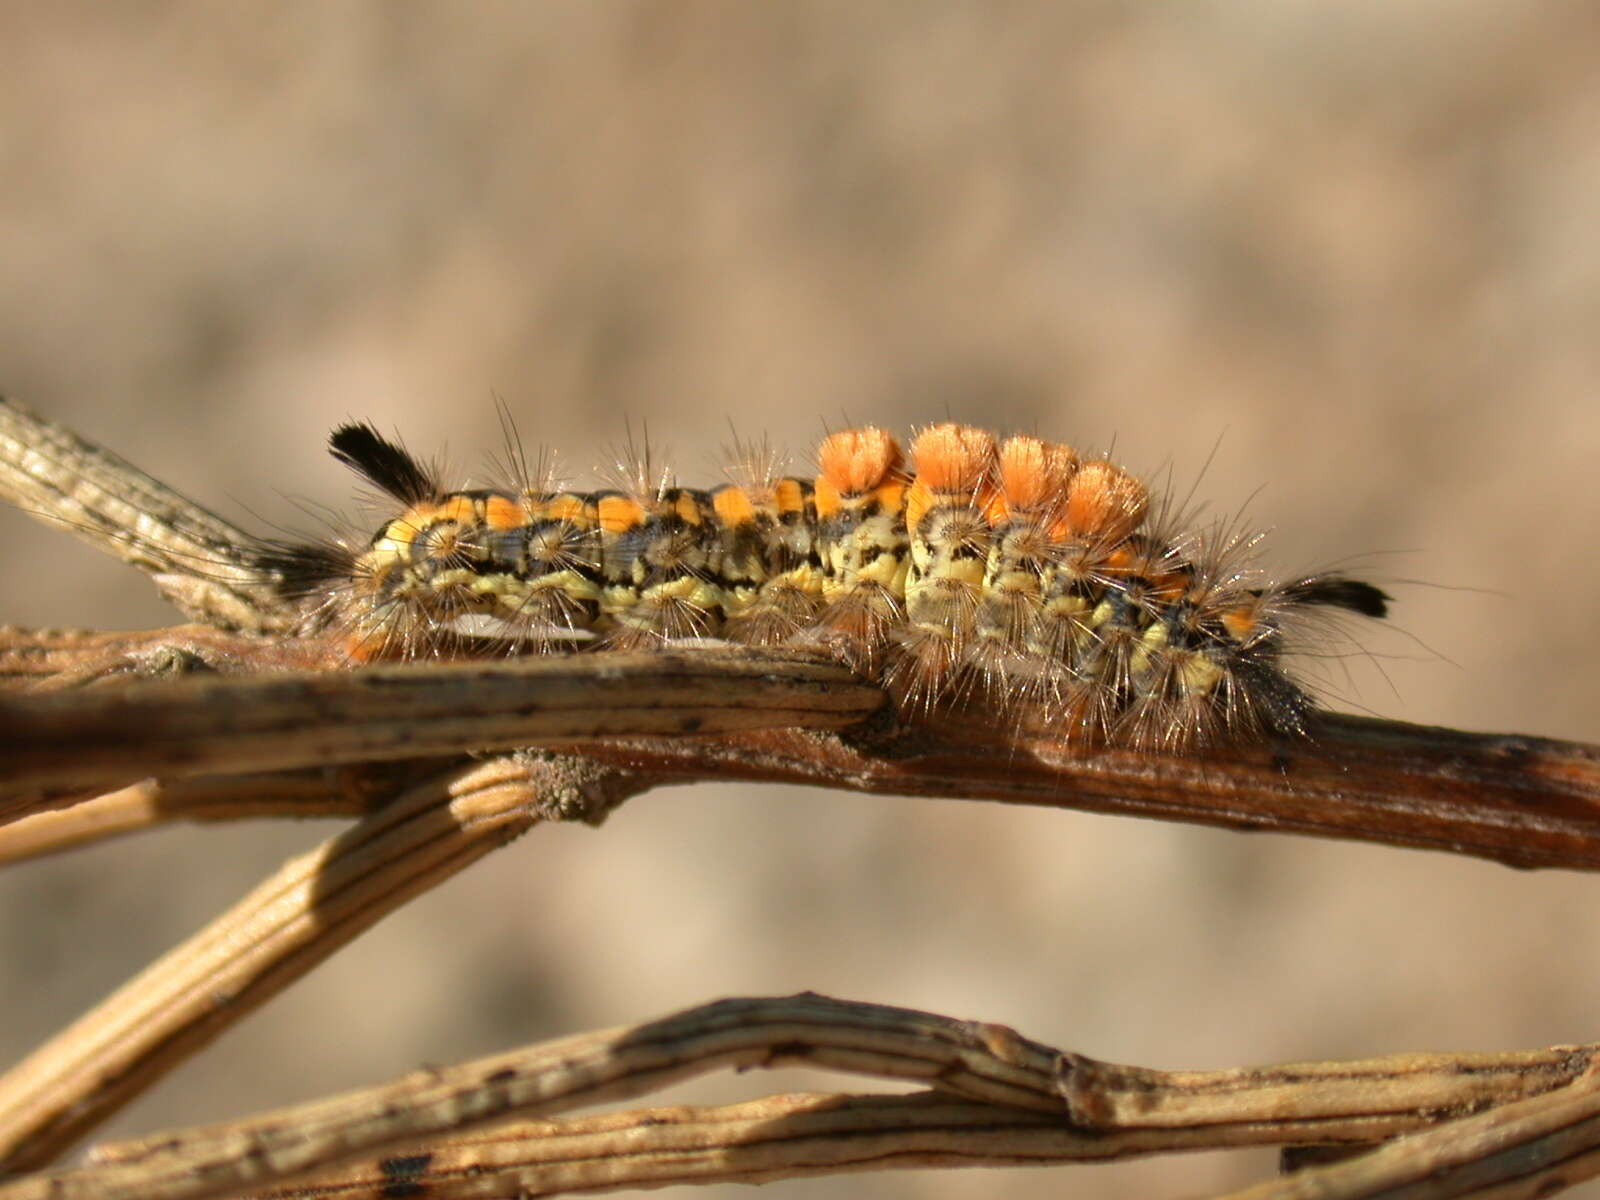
(3, 4), (1599, 1197)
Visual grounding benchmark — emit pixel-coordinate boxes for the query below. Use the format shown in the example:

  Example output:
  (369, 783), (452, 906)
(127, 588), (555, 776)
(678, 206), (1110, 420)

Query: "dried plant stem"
(0, 649), (880, 819)
(1053, 1044), (1594, 1129)
(563, 713), (1600, 873)
(236, 1084), (1600, 1200)
(0, 625), (325, 687)
(232, 1093), (1128, 1200)
(4, 995), (1593, 1200)
(0, 773), (370, 866)
(0, 754), (649, 1174)
(4, 638), (1600, 871)
(1219, 1062), (1600, 1200)
(0, 399), (290, 634)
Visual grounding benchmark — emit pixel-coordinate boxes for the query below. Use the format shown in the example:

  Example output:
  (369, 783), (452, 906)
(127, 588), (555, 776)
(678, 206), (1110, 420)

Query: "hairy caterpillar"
(252, 419), (1388, 750)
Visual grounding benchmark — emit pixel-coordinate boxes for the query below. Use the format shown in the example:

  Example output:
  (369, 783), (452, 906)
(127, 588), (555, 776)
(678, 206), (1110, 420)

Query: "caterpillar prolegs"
(253, 420), (1388, 750)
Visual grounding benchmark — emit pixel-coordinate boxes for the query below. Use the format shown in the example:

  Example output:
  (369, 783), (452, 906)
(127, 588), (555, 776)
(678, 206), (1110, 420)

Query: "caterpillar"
(251, 419), (1389, 750)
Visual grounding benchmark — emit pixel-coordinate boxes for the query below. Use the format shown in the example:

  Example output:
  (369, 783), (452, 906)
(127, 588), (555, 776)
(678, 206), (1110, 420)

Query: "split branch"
(4, 995), (1594, 1200)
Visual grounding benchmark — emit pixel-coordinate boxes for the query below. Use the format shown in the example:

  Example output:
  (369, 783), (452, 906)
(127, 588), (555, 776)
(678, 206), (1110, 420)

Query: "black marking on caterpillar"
(329, 422), (441, 508)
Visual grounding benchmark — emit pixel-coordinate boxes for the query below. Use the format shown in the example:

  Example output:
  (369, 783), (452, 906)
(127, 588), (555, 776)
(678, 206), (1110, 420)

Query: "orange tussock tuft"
(909, 423), (998, 493)
(1063, 460), (1149, 541)
(996, 436), (1078, 515)
(817, 427), (903, 496)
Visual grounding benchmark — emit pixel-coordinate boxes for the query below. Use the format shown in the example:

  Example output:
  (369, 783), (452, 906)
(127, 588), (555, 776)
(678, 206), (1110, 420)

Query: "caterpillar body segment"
(969, 435), (1079, 704)
(594, 486), (726, 648)
(887, 424), (1001, 712)
(808, 426), (911, 671)
(714, 476), (824, 647)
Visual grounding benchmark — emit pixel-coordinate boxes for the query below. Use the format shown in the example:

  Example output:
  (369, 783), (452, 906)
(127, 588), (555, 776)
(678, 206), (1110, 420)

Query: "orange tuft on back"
(817, 427), (903, 495)
(996, 436), (1078, 514)
(1063, 460), (1149, 542)
(909, 423), (998, 493)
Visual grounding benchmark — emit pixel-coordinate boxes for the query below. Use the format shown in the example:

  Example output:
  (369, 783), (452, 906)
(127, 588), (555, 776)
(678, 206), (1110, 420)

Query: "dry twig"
(5, 995), (1596, 1200)
(1219, 1061), (1600, 1200)
(0, 648), (881, 803)
(0, 400), (293, 634)
(4, 654), (1598, 872)
(0, 773), (374, 867)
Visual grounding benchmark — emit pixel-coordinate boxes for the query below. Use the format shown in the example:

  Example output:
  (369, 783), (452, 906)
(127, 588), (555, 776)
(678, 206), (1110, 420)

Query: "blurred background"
(3, 4), (1599, 1196)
